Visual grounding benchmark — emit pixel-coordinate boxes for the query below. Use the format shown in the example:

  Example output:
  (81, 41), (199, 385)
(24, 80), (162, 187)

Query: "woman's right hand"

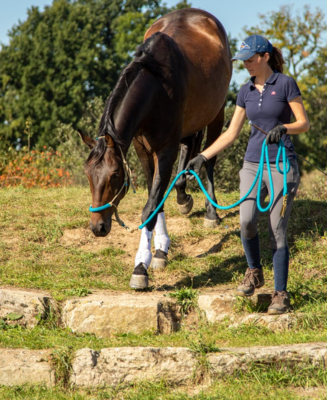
(185, 154), (207, 180)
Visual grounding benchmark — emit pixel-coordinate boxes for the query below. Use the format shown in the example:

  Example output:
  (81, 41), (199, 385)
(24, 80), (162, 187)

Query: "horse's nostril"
(99, 223), (107, 234)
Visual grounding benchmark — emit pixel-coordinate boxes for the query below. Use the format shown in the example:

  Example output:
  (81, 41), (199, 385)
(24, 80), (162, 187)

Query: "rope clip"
(280, 194), (288, 218)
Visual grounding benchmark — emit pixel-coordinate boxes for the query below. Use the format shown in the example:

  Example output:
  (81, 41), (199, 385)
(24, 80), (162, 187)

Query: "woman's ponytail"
(258, 46), (285, 73)
(268, 47), (285, 73)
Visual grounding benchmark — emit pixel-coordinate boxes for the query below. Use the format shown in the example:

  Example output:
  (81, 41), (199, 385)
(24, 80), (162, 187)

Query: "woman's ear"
(264, 52), (270, 62)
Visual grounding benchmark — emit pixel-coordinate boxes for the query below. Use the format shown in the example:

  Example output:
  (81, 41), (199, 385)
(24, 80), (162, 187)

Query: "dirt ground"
(61, 215), (224, 261)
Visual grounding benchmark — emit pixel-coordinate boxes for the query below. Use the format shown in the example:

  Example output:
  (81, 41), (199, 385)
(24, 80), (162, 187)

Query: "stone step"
(70, 347), (195, 387)
(1, 287), (297, 335)
(198, 289), (296, 331)
(198, 289), (273, 322)
(71, 343), (327, 387)
(1, 343), (325, 388)
(62, 292), (181, 337)
(208, 342), (327, 375)
(0, 349), (54, 387)
(0, 288), (57, 328)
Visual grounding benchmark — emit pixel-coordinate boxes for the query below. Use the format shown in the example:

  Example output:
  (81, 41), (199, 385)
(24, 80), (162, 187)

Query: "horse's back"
(144, 8), (232, 135)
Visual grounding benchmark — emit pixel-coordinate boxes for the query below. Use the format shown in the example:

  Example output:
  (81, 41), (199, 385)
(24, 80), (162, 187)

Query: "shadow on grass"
(161, 230), (247, 290)
(195, 232), (237, 258)
(188, 209), (206, 218)
(188, 209), (239, 221)
(174, 254), (246, 289)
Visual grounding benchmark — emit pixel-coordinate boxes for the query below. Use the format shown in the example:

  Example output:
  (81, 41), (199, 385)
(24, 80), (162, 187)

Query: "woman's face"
(243, 53), (269, 77)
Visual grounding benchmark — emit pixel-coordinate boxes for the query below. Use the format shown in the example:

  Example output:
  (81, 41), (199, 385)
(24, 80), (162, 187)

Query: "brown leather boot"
(235, 268), (265, 297)
(267, 291), (291, 315)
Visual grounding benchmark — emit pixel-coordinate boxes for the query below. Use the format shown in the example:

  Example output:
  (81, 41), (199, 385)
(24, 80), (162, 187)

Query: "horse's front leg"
(129, 149), (176, 289)
(129, 225), (153, 289)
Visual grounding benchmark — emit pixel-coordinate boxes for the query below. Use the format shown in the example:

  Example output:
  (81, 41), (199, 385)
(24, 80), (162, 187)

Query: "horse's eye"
(112, 173), (119, 180)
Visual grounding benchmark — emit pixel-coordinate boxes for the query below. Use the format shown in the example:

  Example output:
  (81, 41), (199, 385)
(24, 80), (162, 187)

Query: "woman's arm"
(202, 105), (247, 160)
(185, 105), (247, 178)
(284, 96), (310, 134)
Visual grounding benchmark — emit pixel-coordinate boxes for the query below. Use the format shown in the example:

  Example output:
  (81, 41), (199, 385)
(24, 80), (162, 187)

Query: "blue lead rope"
(138, 140), (290, 230)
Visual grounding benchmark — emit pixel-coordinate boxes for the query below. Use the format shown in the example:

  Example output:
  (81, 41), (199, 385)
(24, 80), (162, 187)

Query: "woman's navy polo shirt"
(236, 72), (301, 162)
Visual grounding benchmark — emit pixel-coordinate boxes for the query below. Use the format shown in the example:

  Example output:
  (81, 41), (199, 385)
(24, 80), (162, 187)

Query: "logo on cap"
(240, 42), (251, 50)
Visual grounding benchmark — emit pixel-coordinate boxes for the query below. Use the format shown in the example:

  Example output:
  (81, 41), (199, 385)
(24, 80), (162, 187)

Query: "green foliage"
(5, 313), (24, 321)
(63, 288), (92, 297)
(188, 329), (220, 356)
(242, 5), (327, 80)
(0, 0), (191, 149)
(167, 287), (198, 316)
(51, 347), (74, 387)
(53, 95), (107, 186)
(213, 104), (250, 191)
(234, 296), (270, 314)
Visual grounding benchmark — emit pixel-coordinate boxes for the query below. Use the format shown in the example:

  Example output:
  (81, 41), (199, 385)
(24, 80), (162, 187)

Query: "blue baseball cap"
(232, 34), (273, 61)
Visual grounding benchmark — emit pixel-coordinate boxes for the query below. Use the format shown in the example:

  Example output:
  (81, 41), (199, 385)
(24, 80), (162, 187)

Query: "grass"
(167, 287), (199, 316)
(1, 173), (327, 398)
(1, 184), (326, 300)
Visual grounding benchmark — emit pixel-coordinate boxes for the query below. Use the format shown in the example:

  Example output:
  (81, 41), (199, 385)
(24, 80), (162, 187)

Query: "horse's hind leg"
(174, 132), (203, 215)
(203, 106), (225, 228)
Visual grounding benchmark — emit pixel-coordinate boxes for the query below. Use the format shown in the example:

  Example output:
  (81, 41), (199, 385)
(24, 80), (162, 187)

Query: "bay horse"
(79, 8), (232, 289)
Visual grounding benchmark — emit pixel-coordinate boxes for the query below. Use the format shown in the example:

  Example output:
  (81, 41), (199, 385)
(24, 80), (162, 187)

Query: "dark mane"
(98, 32), (186, 146)
(86, 138), (108, 169)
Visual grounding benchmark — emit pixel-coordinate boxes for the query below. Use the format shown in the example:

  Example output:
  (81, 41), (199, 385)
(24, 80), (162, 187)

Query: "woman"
(186, 34), (310, 315)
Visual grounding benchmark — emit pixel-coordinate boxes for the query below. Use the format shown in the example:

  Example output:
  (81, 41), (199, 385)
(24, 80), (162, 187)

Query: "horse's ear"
(105, 134), (115, 147)
(77, 129), (95, 149)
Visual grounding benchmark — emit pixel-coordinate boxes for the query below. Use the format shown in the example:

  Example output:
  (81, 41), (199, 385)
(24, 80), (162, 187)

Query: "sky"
(0, 0), (326, 84)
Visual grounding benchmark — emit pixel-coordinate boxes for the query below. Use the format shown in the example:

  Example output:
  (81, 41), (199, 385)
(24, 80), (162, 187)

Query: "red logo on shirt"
(271, 91), (276, 95)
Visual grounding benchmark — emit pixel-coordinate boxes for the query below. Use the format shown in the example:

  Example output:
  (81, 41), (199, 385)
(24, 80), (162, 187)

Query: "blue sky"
(0, 0), (326, 84)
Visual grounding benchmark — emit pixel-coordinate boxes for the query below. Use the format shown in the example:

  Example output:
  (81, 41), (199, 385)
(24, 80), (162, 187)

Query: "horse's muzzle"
(90, 218), (112, 237)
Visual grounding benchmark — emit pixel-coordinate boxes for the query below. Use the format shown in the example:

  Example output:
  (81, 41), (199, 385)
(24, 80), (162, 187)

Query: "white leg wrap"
(154, 234), (170, 253)
(154, 212), (170, 253)
(135, 227), (153, 269)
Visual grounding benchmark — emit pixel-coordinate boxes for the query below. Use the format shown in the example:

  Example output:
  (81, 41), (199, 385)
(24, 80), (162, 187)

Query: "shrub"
(0, 146), (72, 188)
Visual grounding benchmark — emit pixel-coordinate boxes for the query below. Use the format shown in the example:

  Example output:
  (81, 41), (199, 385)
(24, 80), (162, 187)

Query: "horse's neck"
(113, 70), (158, 153)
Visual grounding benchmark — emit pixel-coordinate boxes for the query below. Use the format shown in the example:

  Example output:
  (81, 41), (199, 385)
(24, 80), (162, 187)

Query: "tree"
(240, 5), (327, 171)
(242, 5), (327, 80)
(0, 0), (190, 149)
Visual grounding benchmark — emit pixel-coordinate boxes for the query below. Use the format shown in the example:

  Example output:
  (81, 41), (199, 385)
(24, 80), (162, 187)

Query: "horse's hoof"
(178, 195), (193, 215)
(129, 264), (149, 289)
(204, 218), (219, 228)
(151, 257), (167, 270)
(151, 249), (168, 270)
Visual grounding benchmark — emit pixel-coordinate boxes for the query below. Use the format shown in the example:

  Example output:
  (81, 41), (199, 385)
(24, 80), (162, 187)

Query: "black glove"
(185, 154), (207, 180)
(266, 125), (287, 145)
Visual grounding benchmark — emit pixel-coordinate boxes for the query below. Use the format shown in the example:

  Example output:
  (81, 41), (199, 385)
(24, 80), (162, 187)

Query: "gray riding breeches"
(239, 159), (300, 249)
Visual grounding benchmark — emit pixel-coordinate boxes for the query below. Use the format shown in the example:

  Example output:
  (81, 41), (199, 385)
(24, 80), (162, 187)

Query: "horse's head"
(79, 131), (127, 237)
